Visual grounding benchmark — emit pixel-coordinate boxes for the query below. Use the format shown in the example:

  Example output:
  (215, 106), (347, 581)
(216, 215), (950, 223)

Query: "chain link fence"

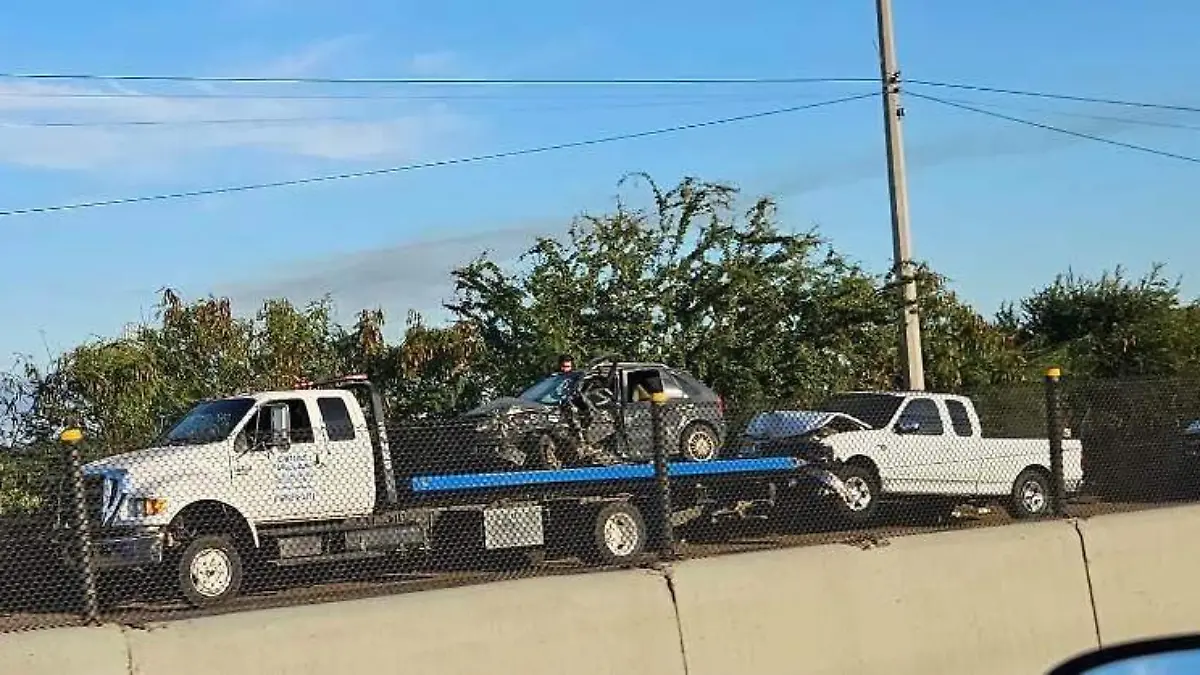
(3, 373), (1198, 632)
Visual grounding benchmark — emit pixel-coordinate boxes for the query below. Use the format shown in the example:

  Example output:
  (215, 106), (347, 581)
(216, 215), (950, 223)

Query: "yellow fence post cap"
(59, 428), (84, 444)
(651, 392), (668, 404)
(1045, 367), (1062, 379)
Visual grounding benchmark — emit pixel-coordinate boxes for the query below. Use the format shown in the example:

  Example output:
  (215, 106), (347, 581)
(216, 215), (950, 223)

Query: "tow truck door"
(231, 398), (326, 522)
(313, 394), (377, 517)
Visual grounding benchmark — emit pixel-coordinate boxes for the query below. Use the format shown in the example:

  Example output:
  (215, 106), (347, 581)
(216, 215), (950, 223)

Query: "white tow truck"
(738, 391), (1084, 524)
(70, 376), (844, 607)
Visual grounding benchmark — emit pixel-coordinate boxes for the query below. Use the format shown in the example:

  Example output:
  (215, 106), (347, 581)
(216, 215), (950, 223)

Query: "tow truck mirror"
(266, 404), (291, 450)
(895, 419), (921, 434)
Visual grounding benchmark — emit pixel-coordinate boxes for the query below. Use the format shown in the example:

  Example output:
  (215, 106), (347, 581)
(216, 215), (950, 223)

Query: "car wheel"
(1007, 468), (1053, 519)
(177, 534), (244, 608)
(679, 423), (720, 462)
(834, 464), (881, 526)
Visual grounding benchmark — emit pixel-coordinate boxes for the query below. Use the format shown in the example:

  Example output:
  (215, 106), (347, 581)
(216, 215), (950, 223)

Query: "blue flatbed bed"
(410, 456), (805, 493)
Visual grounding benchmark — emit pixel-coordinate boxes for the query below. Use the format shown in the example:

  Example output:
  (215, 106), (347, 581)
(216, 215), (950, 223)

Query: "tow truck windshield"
(163, 397), (255, 445)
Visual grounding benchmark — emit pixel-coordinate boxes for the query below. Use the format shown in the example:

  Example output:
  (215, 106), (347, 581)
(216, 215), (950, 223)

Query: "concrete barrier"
(0, 625), (128, 675)
(124, 569), (685, 675)
(670, 521), (1099, 675)
(1078, 503), (1200, 645)
(14, 505), (1200, 674)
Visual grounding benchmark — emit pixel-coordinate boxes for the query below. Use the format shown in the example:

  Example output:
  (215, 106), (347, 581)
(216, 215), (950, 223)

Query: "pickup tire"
(834, 464), (881, 526)
(585, 502), (648, 566)
(1007, 468), (1053, 519)
(177, 534), (244, 608)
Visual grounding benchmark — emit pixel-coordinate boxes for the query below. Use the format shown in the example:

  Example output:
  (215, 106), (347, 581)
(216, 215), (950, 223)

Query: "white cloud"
(0, 39), (473, 172)
(405, 51), (462, 77)
(253, 34), (368, 78)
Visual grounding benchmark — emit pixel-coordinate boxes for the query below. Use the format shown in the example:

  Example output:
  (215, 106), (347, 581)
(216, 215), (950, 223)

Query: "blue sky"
(1, 1), (1198, 367)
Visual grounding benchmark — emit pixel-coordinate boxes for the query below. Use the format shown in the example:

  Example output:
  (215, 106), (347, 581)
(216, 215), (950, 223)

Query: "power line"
(0, 115), (358, 128)
(908, 80), (1200, 116)
(908, 91), (1200, 165)
(0, 87), (874, 103)
(0, 93), (858, 128)
(0, 92), (876, 218)
(934, 96), (1200, 133)
(0, 72), (875, 86)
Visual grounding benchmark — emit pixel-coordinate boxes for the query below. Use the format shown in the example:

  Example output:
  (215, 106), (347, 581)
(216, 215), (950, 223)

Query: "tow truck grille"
(82, 475), (111, 524)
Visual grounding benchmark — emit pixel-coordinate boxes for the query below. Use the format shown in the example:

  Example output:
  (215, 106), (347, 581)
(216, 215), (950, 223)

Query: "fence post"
(1044, 367), (1067, 516)
(61, 427), (100, 624)
(650, 392), (676, 559)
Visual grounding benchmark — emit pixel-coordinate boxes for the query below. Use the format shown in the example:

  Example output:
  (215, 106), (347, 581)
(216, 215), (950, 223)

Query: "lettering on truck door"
(232, 398), (324, 522)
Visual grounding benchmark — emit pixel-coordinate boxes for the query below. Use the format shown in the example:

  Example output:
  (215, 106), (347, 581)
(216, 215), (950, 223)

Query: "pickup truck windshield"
(519, 373), (580, 405)
(163, 398), (255, 445)
(818, 393), (904, 429)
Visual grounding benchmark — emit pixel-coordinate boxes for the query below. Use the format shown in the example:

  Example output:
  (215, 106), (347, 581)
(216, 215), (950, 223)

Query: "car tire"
(834, 464), (881, 526)
(585, 502), (648, 566)
(679, 423), (720, 462)
(177, 534), (244, 608)
(1007, 468), (1053, 519)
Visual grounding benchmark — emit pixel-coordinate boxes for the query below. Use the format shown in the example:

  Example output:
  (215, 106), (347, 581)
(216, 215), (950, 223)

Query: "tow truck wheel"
(177, 534), (244, 608)
(834, 464), (881, 526)
(587, 502), (647, 566)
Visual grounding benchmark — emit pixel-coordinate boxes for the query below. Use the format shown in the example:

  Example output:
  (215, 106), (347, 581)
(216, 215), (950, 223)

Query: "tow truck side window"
(897, 398), (944, 436)
(245, 399), (315, 445)
(317, 397), (356, 442)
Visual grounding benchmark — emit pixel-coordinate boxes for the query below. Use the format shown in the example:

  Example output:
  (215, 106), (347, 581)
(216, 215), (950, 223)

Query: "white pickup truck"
(738, 391), (1084, 524)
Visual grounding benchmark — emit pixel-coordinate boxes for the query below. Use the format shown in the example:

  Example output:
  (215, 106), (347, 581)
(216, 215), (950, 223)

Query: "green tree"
(448, 175), (1013, 407)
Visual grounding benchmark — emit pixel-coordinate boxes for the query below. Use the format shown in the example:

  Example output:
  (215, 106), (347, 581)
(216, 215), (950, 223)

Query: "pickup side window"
(897, 398), (944, 435)
(317, 397), (356, 442)
(945, 400), (975, 436)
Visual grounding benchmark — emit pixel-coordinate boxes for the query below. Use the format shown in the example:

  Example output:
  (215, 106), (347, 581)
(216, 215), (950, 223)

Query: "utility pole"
(875, 0), (925, 391)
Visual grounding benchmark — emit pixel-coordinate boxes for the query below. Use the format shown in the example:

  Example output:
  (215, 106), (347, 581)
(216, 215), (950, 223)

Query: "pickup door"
(884, 397), (982, 496)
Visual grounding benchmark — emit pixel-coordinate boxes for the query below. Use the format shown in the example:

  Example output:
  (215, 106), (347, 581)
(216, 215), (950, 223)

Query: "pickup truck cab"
(739, 391), (1084, 524)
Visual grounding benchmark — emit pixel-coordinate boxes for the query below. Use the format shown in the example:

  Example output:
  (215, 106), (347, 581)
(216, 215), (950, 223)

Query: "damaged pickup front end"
(711, 410), (873, 518)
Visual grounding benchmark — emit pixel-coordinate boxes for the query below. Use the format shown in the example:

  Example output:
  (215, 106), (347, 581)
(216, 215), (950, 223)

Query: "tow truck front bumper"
(56, 526), (165, 570)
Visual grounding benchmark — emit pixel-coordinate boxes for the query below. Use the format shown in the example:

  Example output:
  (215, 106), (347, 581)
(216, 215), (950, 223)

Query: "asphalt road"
(0, 497), (1177, 633)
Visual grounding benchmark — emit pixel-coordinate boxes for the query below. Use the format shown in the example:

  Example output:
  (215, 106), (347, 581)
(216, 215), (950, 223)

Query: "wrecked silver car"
(395, 359), (727, 474)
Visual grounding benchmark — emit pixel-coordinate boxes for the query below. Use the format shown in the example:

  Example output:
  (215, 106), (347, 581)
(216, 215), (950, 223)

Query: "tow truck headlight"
(131, 497), (168, 517)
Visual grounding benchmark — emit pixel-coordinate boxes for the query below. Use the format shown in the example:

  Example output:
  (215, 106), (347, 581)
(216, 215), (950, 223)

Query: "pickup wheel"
(177, 534), (244, 608)
(585, 502), (648, 566)
(834, 464), (881, 526)
(1007, 468), (1053, 519)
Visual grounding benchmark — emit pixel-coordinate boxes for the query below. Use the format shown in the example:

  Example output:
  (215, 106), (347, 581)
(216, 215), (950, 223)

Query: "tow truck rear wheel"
(586, 502), (647, 566)
(177, 534), (244, 608)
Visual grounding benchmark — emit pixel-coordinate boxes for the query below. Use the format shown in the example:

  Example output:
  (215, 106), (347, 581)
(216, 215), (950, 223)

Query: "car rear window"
(670, 370), (714, 400)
